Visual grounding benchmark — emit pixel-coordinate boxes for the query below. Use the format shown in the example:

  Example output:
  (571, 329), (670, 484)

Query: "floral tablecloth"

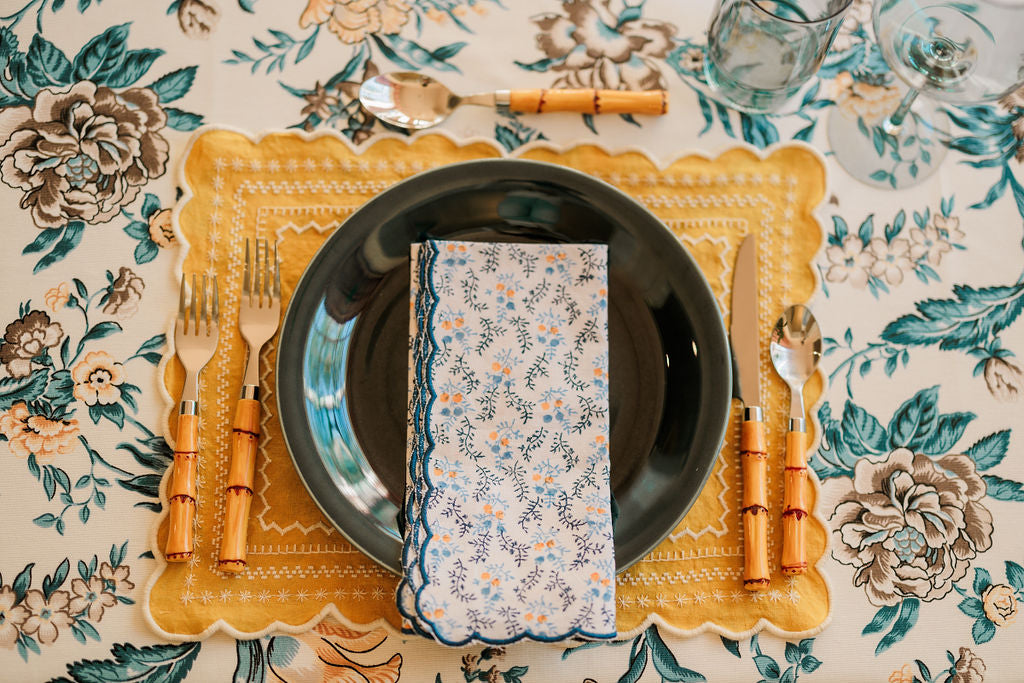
(1, 1), (1022, 681)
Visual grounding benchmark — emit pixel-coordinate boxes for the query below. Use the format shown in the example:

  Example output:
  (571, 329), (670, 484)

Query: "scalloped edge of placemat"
(143, 125), (834, 644)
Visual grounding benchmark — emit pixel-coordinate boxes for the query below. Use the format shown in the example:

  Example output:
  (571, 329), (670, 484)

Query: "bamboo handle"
(218, 398), (261, 573)
(781, 428), (809, 575)
(741, 418), (770, 591)
(166, 413), (199, 562)
(508, 89), (668, 115)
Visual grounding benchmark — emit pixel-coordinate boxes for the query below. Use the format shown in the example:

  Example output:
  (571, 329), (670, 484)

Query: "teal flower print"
(519, 0), (676, 91)
(71, 350), (125, 407)
(122, 193), (175, 265)
(0, 402), (79, 464)
(564, 624), (705, 682)
(955, 562), (1023, 644)
(829, 448), (993, 608)
(19, 588), (73, 645)
(0, 24), (200, 270)
(0, 272), (165, 533)
(893, 647), (985, 683)
(0, 81), (169, 230)
(2, 543), (136, 660)
(0, 585), (29, 648)
(0, 310), (63, 378)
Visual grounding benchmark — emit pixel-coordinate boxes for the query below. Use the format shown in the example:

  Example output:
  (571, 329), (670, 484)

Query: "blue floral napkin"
(398, 239), (616, 646)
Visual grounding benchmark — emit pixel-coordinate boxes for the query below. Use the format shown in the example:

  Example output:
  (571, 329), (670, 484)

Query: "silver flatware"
(358, 71), (669, 131)
(219, 238), (281, 574)
(731, 234), (769, 591)
(166, 273), (220, 562)
(770, 304), (822, 576)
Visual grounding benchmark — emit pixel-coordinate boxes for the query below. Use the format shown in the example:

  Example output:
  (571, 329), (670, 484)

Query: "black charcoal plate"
(276, 158), (731, 575)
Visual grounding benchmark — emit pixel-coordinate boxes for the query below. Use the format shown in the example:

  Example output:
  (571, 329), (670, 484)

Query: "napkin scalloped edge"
(142, 123), (834, 644)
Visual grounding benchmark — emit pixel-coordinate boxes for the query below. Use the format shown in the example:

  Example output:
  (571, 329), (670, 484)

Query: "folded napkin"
(398, 239), (617, 646)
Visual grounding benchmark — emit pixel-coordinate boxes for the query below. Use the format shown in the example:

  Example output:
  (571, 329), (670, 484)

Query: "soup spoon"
(358, 72), (669, 131)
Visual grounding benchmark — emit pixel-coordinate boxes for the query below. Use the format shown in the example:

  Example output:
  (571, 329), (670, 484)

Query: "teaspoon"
(358, 72), (669, 131)
(769, 304), (822, 576)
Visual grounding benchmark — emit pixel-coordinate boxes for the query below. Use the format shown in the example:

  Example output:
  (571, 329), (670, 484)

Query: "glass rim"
(746, 0), (855, 26)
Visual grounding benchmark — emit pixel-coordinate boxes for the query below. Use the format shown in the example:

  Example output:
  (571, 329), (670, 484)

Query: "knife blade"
(730, 235), (770, 591)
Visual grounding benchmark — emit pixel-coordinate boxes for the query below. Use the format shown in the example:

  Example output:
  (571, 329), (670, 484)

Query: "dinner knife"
(731, 235), (770, 591)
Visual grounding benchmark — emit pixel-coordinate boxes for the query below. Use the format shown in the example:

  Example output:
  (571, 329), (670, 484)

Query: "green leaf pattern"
(0, 0), (1022, 679)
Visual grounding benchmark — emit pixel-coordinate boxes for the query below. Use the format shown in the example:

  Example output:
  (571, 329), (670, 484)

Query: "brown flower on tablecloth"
(0, 585), (29, 649)
(148, 208), (175, 247)
(72, 351), (126, 406)
(981, 583), (1018, 626)
(69, 577), (117, 622)
(19, 589), (73, 645)
(101, 267), (144, 320)
(952, 647), (986, 683)
(462, 646), (509, 682)
(825, 234), (875, 288)
(0, 310), (63, 378)
(98, 562), (134, 593)
(528, 0), (676, 90)
(300, 0), (412, 44)
(0, 81), (169, 229)
(983, 357), (1023, 402)
(313, 60), (380, 141)
(830, 448), (993, 606)
(301, 82), (340, 121)
(932, 214), (966, 241)
(178, 0), (220, 38)
(908, 223), (954, 265)
(867, 237), (912, 286)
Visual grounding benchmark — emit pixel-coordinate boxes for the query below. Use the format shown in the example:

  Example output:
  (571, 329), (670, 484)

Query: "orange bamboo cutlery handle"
(508, 89), (668, 116)
(781, 428), (809, 575)
(741, 418), (770, 590)
(218, 397), (261, 573)
(166, 413), (199, 561)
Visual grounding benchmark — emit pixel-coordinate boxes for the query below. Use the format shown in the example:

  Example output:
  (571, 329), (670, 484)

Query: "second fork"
(218, 238), (281, 573)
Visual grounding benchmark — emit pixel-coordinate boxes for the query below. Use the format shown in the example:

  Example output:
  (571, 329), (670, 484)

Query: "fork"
(166, 273), (220, 562)
(218, 238), (281, 573)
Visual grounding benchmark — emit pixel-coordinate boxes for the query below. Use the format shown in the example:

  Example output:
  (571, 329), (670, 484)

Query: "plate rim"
(275, 157), (732, 576)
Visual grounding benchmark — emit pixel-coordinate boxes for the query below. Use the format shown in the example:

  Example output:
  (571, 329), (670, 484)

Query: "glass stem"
(882, 88), (920, 136)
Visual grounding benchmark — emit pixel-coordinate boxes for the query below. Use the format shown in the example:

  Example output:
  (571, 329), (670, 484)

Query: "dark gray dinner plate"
(276, 158), (732, 575)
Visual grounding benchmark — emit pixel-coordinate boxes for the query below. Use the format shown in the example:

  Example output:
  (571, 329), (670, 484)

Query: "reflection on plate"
(277, 159), (732, 575)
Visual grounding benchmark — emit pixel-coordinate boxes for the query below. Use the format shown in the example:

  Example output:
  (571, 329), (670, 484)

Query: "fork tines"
(178, 273), (219, 335)
(243, 238), (281, 307)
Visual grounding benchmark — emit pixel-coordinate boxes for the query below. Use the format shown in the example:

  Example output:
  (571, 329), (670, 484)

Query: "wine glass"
(828, 0), (1024, 189)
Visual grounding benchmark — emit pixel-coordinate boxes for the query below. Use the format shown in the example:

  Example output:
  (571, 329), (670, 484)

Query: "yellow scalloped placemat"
(145, 130), (829, 641)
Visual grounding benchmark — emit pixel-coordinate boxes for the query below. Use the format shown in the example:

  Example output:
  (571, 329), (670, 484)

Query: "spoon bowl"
(769, 304), (822, 418)
(359, 72), (459, 130)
